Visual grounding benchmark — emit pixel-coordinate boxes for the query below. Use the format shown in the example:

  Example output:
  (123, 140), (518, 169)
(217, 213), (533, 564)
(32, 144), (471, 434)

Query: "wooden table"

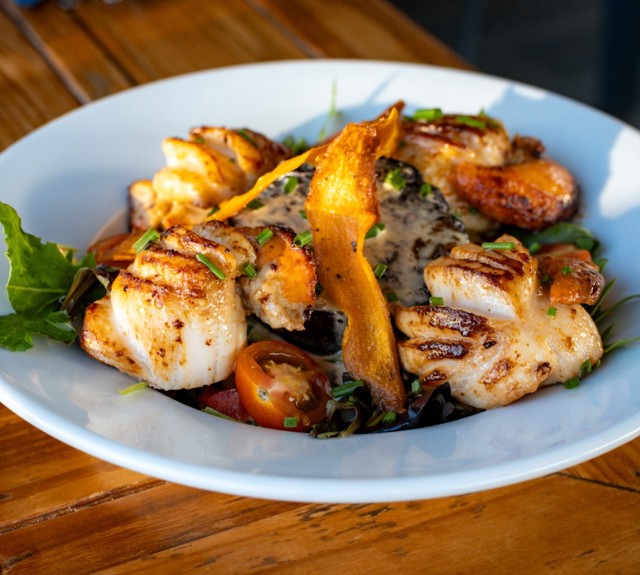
(1, 1), (638, 572)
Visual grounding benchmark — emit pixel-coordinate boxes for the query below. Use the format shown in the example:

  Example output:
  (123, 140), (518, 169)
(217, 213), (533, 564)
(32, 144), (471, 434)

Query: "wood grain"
(69, 0), (307, 86)
(0, 471), (637, 574)
(250, 0), (471, 68)
(0, 405), (153, 530)
(0, 1), (639, 573)
(0, 0), (131, 103)
(0, 7), (77, 151)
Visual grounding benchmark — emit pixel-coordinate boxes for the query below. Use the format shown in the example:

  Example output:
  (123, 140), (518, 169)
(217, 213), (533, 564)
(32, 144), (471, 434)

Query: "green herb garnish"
(0, 202), (95, 351)
(282, 136), (309, 155)
(482, 241), (516, 250)
(563, 376), (581, 389)
(236, 128), (257, 146)
(429, 296), (444, 306)
(384, 168), (406, 191)
(365, 222), (386, 239)
(413, 108), (443, 121)
(255, 228), (274, 246)
(283, 416), (299, 428)
(241, 262), (257, 279)
(456, 115), (487, 129)
(385, 291), (399, 303)
(196, 254), (227, 280)
(373, 263), (387, 279)
(283, 176), (299, 195)
(293, 230), (313, 247)
(118, 381), (149, 395)
(419, 183), (432, 198)
(246, 199), (265, 211)
(133, 228), (160, 253)
(333, 379), (365, 399)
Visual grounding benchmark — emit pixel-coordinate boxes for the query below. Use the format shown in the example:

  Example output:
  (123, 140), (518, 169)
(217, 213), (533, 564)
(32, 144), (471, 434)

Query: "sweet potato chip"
(305, 108), (406, 412)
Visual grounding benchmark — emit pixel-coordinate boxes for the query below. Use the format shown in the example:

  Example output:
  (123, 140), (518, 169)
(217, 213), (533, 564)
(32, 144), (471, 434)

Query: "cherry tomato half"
(234, 340), (331, 432)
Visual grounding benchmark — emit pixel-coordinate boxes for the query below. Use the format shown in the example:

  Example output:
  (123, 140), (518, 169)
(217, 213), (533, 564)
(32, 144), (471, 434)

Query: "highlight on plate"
(1, 101), (638, 437)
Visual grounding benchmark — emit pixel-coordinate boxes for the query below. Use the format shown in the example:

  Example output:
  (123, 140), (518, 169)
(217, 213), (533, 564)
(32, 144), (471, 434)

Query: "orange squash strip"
(207, 148), (326, 222)
(207, 102), (405, 223)
(305, 108), (406, 412)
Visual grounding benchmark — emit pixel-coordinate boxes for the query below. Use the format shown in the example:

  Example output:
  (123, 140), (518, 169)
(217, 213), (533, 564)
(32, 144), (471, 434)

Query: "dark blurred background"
(391, 0), (640, 128)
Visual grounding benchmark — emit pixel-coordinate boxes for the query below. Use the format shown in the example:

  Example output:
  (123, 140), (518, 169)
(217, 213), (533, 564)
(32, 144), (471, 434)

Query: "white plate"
(1, 60), (639, 503)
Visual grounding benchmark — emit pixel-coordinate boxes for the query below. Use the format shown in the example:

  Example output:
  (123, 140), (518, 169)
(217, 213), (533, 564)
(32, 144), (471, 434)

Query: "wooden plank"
(0, 406), (156, 529)
(0, 7), (77, 151)
(249, 0), (471, 68)
(68, 0), (307, 86)
(563, 436), (640, 492)
(0, 473), (637, 574)
(0, 0), (131, 103)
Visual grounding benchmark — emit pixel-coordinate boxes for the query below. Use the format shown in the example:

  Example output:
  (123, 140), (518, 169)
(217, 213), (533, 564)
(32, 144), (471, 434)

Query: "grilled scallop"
(80, 226), (249, 390)
(194, 221), (317, 331)
(390, 113), (511, 235)
(129, 127), (289, 230)
(393, 236), (603, 409)
(452, 135), (578, 231)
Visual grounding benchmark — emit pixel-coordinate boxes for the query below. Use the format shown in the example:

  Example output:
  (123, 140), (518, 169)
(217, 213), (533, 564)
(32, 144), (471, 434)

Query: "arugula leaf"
(0, 201), (92, 350)
(0, 309), (76, 351)
(0, 202), (90, 315)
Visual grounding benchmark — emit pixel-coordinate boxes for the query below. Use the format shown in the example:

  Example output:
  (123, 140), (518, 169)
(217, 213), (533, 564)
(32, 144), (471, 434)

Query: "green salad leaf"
(0, 201), (93, 351)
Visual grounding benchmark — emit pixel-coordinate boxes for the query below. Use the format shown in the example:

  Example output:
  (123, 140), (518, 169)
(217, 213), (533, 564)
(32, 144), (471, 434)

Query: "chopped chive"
(256, 228), (274, 246)
(365, 222), (386, 239)
(563, 376), (581, 389)
(133, 228), (160, 253)
(562, 266), (573, 275)
(547, 306), (558, 317)
(196, 253), (227, 280)
(283, 416), (299, 428)
(429, 296), (444, 305)
(283, 176), (299, 195)
(541, 274), (552, 284)
(293, 230), (313, 247)
(482, 241), (516, 250)
(381, 412), (397, 425)
(410, 379), (422, 394)
(373, 263), (388, 279)
(207, 205), (220, 216)
(315, 283), (324, 295)
(456, 115), (487, 129)
(419, 182), (432, 198)
(202, 406), (238, 422)
(299, 209), (307, 220)
(468, 206), (479, 215)
(236, 128), (257, 146)
(333, 379), (365, 399)
(118, 381), (149, 395)
(384, 168), (406, 191)
(529, 241), (541, 255)
(247, 199), (265, 211)
(579, 358), (592, 378)
(193, 136), (205, 144)
(413, 108), (443, 121)
(385, 291), (399, 303)
(242, 261), (257, 279)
